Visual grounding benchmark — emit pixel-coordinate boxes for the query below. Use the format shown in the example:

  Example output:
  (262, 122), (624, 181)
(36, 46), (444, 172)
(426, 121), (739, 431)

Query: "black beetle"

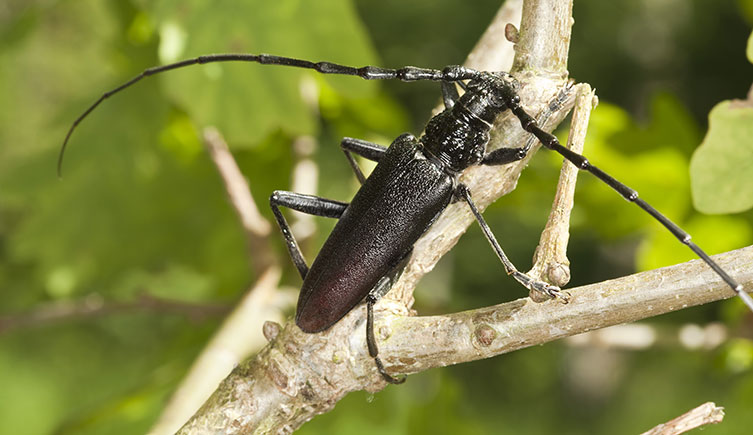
(59, 53), (752, 384)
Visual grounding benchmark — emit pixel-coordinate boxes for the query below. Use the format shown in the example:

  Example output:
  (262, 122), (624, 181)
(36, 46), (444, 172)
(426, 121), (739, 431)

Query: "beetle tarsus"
(374, 355), (406, 385)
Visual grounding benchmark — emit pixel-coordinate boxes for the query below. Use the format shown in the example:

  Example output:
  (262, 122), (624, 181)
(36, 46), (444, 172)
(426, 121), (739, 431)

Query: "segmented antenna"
(57, 53), (480, 176)
(504, 95), (753, 312)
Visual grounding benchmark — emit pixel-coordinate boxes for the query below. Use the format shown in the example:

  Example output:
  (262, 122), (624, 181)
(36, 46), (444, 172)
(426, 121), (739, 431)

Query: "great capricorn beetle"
(58, 53), (753, 384)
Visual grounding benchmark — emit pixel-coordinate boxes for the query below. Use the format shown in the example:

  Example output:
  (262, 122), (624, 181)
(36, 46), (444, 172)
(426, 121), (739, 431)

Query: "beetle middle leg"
(269, 191), (348, 279)
(270, 154), (407, 384)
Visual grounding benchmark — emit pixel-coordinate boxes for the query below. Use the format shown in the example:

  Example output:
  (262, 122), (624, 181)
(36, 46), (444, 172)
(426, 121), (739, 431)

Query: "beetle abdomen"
(296, 134), (453, 332)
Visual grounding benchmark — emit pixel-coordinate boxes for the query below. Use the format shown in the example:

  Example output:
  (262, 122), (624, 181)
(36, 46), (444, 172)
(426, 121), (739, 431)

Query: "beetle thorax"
(420, 75), (511, 173)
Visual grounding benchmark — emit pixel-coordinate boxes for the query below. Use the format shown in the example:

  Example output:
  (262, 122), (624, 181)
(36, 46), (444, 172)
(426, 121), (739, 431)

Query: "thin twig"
(203, 127), (275, 274)
(149, 128), (295, 435)
(529, 84), (597, 295)
(641, 402), (725, 435)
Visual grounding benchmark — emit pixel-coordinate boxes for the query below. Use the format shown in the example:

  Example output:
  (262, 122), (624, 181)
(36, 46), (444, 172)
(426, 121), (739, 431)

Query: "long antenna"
(505, 95), (753, 312)
(57, 53), (480, 176)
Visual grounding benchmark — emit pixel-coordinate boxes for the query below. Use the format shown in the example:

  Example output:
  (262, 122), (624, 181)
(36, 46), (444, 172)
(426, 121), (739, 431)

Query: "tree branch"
(381, 247), (753, 373)
(180, 245), (752, 433)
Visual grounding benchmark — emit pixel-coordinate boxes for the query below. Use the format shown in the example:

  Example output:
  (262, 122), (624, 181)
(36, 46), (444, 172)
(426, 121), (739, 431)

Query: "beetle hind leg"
(366, 279), (405, 384)
(365, 251), (412, 384)
(366, 283), (407, 385)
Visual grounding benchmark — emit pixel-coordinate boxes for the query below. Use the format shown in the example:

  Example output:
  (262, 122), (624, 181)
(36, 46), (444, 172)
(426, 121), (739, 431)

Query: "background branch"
(148, 128), (296, 435)
(203, 127), (275, 274)
(640, 402), (725, 435)
(0, 293), (230, 335)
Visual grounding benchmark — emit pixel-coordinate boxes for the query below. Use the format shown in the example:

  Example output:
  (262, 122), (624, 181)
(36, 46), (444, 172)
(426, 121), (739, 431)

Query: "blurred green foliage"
(691, 100), (753, 214)
(1, 0), (752, 434)
(689, 26), (753, 215)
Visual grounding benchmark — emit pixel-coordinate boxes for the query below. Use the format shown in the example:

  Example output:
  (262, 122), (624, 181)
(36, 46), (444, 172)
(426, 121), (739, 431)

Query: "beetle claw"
(548, 288), (572, 304)
(528, 280), (571, 304)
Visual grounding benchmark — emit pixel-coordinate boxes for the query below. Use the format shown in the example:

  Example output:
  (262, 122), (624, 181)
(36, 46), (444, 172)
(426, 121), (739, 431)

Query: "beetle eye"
(490, 92), (507, 109)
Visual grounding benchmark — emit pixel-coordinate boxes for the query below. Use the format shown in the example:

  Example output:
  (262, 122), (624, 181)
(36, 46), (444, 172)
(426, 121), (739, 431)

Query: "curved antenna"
(57, 53), (482, 176)
(502, 89), (753, 312)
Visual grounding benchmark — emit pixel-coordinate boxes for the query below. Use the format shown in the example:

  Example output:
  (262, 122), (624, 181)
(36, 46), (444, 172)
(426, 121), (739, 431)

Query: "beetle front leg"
(455, 184), (571, 303)
(482, 82), (576, 167)
(481, 144), (532, 165)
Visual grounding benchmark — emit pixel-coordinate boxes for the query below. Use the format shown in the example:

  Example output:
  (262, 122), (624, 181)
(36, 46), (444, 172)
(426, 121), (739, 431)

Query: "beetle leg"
(366, 278), (404, 384)
(441, 81), (461, 110)
(365, 250), (412, 384)
(340, 137), (387, 184)
(481, 144), (532, 165)
(456, 184), (571, 303)
(269, 191), (348, 279)
(481, 83), (576, 167)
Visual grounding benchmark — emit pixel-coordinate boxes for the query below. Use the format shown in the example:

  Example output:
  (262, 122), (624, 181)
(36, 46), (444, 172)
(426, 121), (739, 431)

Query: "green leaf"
(141, 0), (381, 147)
(690, 100), (753, 214)
(748, 29), (753, 64)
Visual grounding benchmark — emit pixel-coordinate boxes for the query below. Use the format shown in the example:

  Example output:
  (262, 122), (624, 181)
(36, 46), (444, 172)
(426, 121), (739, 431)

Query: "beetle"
(59, 53), (753, 384)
